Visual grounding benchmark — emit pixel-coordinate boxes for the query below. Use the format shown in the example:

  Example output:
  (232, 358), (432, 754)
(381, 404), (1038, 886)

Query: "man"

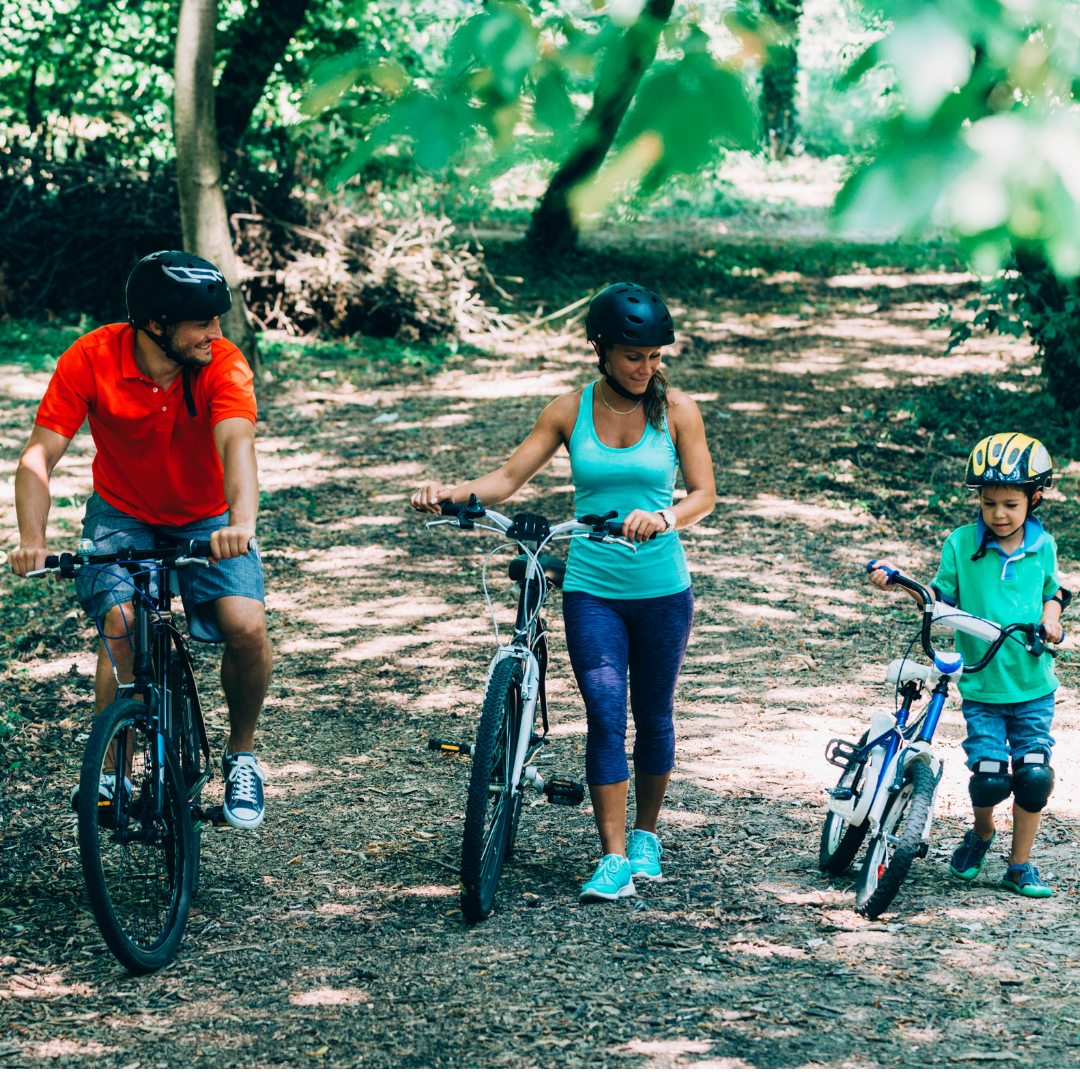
(11, 251), (273, 829)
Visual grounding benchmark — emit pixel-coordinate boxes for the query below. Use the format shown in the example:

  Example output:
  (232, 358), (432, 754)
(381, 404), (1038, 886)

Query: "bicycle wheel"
(461, 656), (523, 924)
(855, 759), (935, 919)
(819, 733), (870, 874)
(78, 698), (195, 973)
(169, 657), (202, 894)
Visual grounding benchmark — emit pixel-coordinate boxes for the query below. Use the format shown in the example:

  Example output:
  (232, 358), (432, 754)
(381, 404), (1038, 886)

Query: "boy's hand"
(867, 560), (898, 591)
(1042, 618), (1064, 645)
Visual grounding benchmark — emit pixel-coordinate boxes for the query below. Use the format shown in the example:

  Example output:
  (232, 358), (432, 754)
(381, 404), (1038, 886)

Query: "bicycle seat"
(508, 555), (565, 587)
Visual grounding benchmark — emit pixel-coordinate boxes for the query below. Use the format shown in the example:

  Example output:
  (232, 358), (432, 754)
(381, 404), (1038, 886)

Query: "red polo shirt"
(35, 323), (257, 526)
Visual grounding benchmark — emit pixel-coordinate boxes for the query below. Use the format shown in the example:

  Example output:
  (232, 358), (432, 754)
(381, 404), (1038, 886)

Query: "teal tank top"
(562, 381), (691, 600)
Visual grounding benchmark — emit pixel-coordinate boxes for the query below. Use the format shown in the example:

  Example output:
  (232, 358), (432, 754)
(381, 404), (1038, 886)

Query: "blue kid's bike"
(818, 563), (1055, 918)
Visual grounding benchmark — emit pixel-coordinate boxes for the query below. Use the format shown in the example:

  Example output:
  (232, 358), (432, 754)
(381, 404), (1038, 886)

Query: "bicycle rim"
(856, 759), (935, 918)
(78, 699), (194, 973)
(461, 656), (523, 924)
(819, 733), (869, 874)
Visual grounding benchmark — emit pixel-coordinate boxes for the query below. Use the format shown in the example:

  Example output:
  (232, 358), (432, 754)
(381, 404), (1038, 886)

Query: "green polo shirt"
(930, 516), (1061, 704)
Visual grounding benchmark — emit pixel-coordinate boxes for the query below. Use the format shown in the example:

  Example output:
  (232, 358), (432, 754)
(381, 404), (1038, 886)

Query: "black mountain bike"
(424, 496), (640, 923)
(30, 540), (227, 972)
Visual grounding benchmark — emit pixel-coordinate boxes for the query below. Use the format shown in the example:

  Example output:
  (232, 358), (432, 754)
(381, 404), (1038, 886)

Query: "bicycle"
(818, 561), (1055, 918)
(29, 539), (229, 972)
(422, 495), (641, 924)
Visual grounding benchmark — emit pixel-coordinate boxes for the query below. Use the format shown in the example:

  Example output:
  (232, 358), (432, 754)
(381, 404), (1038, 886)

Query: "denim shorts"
(960, 693), (1055, 769)
(75, 492), (265, 643)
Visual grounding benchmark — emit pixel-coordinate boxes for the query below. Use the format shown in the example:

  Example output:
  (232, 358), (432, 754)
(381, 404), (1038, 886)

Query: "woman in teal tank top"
(411, 283), (716, 903)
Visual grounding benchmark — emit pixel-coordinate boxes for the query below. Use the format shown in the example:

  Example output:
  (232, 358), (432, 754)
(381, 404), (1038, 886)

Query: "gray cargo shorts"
(75, 492), (265, 643)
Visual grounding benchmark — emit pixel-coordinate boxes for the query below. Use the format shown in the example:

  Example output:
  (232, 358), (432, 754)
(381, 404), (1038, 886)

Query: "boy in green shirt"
(870, 432), (1070, 898)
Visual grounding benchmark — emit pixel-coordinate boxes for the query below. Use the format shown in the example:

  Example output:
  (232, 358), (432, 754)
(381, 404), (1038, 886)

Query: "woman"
(411, 283), (716, 902)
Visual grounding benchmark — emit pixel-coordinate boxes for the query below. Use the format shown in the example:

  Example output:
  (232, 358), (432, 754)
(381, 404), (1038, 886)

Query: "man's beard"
(162, 327), (213, 368)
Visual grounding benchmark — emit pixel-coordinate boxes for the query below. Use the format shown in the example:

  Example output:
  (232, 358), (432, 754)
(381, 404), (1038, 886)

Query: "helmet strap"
(597, 348), (646, 402)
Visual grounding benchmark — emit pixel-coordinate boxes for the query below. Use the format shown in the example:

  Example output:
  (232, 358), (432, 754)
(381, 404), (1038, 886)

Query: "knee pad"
(1012, 752), (1055, 813)
(968, 759), (1012, 808)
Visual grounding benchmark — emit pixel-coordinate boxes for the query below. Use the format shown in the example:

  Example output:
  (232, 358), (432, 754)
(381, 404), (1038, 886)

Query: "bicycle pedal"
(427, 737), (474, 758)
(543, 778), (584, 806)
(193, 805), (228, 827)
(825, 738), (861, 769)
(916, 842), (929, 859)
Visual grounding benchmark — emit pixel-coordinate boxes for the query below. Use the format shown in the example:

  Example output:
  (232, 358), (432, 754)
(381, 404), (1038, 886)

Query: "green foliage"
(837, 0), (1080, 278)
(0, 317), (92, 371)
(305, 1), (755, 214)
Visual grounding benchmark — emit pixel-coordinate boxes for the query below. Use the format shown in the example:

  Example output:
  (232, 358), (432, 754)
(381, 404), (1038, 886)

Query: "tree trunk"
(1013, 248), (1080, 412)
(215, 0), (311, 168)
(760, 0), (802, 160)
(526, 0), (675, 253)
(174, 0), (264, 383)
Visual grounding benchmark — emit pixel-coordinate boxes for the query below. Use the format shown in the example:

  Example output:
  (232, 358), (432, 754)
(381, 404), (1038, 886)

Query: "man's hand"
(210, 526), (254, 563)
(10, 543), (49, 578)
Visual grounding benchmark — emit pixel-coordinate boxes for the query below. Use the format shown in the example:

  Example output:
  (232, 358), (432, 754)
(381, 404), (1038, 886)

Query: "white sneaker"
(69, 773), (132, 813)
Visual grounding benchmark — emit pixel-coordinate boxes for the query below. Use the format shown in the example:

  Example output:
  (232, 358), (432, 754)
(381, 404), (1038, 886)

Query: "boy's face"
(979, 485), (1033, 538)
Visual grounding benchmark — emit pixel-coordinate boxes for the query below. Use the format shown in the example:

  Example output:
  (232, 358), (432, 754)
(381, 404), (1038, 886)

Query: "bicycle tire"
(169, 657), (202, 896)
(78, 699), (195, 973)
(819, 732), (870, 874)
(460, 656), (523, 924)
(855, 759), (935, 919)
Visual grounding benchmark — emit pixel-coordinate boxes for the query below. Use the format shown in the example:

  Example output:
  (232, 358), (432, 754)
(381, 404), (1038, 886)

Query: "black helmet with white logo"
(126, 250), (232, 328)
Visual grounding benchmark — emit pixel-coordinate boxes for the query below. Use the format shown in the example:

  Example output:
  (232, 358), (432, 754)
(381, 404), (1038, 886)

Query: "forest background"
(4, 0), (1080, 1068)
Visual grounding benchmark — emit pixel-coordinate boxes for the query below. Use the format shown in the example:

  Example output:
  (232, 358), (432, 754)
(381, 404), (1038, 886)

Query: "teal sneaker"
(949, 829), (995, 881)
(627, 829), (663, 881)
(580, 854), (637, 903)
(1001, 862), (1054, 898)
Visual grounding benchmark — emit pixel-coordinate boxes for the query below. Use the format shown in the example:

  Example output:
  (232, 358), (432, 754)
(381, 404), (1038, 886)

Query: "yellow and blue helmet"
(966, 432), (1053, 489)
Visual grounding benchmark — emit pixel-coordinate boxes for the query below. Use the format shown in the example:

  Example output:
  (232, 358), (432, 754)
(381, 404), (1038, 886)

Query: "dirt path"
(2, 273), (1080, 1068)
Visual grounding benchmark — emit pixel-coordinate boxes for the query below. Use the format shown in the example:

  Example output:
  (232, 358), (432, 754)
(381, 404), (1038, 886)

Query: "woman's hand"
(867, 559), (899, 591)
(622, 509), (666, 544)
(411, 483), (455, 515)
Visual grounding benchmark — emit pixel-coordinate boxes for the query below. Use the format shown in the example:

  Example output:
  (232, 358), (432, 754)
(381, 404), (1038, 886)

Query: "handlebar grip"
(189, 540), (214, 558)
(866, 560), (900, 584)
(44, 555), (59, 569)
(439, 501), (466, 516)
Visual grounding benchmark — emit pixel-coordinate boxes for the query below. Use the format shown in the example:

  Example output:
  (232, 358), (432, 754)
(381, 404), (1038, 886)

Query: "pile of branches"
(233, 199), (515, 340)
(0, 146), (513, 339)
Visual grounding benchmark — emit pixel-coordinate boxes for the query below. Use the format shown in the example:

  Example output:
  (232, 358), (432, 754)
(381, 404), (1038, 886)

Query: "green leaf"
(619, 50), (757, 189)
(532, 68), (576, 135)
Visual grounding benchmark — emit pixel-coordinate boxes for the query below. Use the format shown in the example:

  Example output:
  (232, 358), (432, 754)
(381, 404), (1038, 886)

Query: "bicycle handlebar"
(26, 540), (220, 579)
(866, 561), (1054, 670)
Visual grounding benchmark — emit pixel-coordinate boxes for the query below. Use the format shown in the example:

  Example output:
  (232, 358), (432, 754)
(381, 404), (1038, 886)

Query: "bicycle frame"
(429, 499), (639, 801)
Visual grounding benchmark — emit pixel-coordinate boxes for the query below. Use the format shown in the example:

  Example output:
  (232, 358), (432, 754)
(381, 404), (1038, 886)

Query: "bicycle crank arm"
(428, 737), (475, 757)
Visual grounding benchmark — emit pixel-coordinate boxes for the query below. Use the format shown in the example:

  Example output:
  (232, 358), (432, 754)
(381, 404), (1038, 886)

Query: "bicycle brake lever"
(175, 557), (210, 568)
(424, 519), (453, 528)
(25, 567), (60, 578)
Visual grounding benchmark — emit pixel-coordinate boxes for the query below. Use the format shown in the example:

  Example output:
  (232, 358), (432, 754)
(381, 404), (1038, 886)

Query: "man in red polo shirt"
(11, 251), (273, 829)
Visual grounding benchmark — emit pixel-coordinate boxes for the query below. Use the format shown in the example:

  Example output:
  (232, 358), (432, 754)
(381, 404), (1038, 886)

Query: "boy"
(870, 432), (1070, 898)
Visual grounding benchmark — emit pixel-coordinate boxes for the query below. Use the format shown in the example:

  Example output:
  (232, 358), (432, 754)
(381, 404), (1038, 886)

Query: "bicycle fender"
(903, 742), (940, 774)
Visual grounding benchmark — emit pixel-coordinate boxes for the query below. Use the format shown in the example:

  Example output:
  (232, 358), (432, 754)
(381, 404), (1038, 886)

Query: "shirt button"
(162, 406), (167, 412)
(153, 387), (159, 393)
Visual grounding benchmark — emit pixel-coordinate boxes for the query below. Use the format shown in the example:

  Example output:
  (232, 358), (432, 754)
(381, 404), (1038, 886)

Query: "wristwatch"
(658, 508), (676, 532)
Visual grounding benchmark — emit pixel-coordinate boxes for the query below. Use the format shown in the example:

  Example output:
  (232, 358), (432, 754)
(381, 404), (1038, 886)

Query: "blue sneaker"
(949, 829), (995, 881)
(627, 829), (663, 881)
(580, 854), (637, 902)
(221, 750), (267, 830)
(1001, 862), (1054, 898)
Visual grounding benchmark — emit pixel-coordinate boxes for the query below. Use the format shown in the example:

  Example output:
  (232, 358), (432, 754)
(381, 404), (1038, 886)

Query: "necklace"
(598, 379), (641, 415)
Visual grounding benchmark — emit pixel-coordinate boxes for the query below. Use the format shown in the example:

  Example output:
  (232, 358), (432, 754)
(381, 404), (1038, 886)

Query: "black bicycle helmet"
(585, 283), (675, 347)
(126, 250), (232, 328)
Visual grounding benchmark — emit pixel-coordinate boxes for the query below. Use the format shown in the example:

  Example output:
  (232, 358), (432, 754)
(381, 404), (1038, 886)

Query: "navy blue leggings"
(562, 587), (694, 786)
